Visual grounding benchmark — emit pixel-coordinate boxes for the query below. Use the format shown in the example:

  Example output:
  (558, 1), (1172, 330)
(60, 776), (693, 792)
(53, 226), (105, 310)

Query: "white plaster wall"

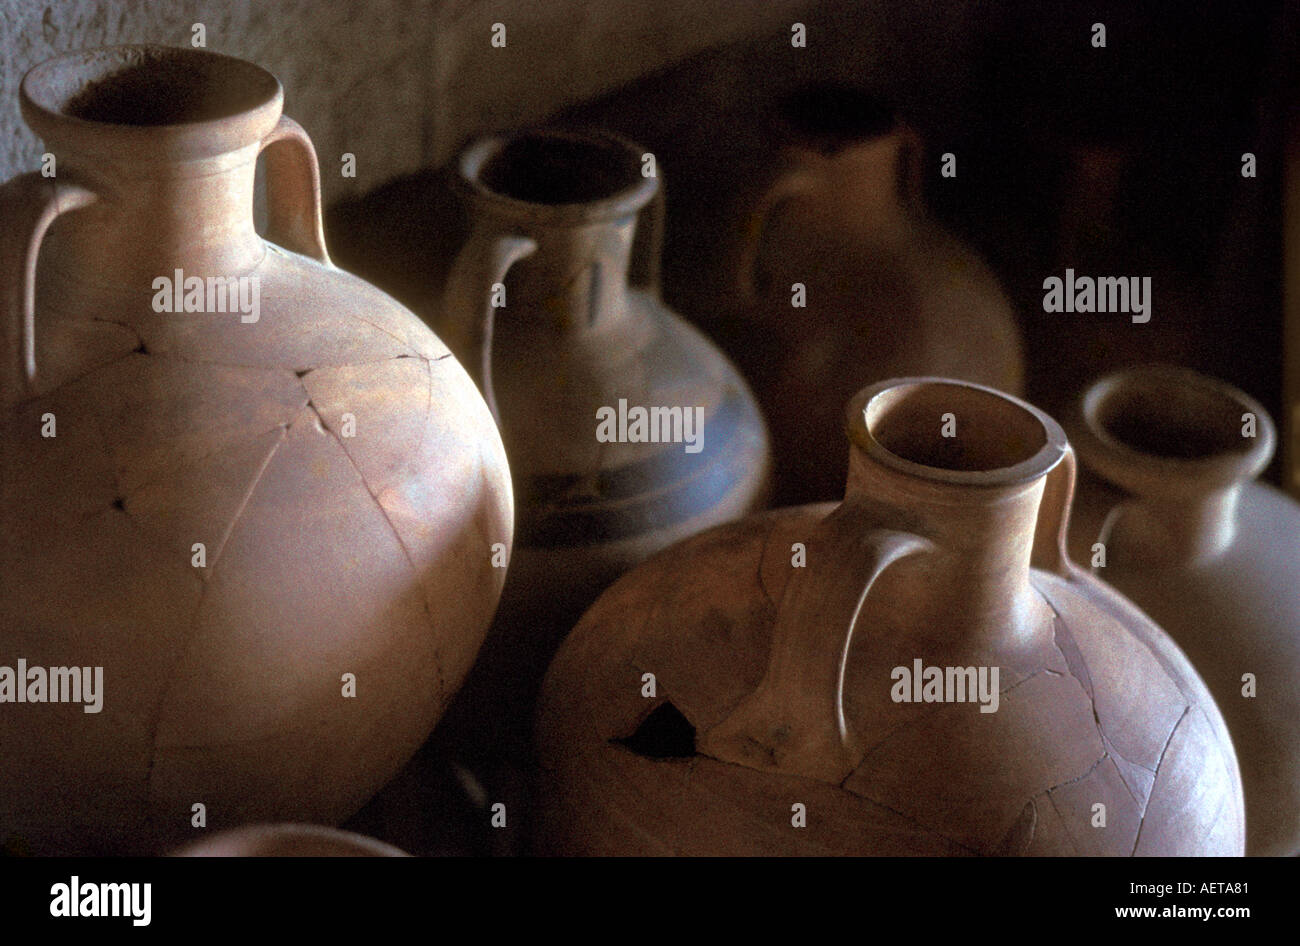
(0, 0), (827, 203)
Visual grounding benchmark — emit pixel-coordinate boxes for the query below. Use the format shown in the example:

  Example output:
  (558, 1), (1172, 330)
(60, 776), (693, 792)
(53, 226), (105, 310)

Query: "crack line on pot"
(143, 418), (289, 810)
(303, 399), (437, 633)
(845, 667), (1055, 786)
(205, 424), (289, 578)
(117, 412), (306, 508)
(689, 737), (983, 855)
(340, 302), (422, 353)
(1039, 586), (1155, 796)
(1130, 704), (1191, 856)
(16, 348), (142, 407)
(1044, 790), (1083, 855)
(1044, 752), (1108, 795)
(91, 315), (147, 352)
(753, 517), (781, 612)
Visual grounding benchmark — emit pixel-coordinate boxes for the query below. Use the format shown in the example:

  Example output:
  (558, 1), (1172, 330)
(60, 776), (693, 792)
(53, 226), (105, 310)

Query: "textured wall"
(0, 0), (824, 203)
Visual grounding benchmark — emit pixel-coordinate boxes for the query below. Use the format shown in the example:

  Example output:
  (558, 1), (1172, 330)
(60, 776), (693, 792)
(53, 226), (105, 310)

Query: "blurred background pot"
(1067, 365), (1300, 856)
(537, 377), (1243, 856)
(432, 128), (770, 773)
(0, 45), (513, 855)
(674, 85), (1024, 506)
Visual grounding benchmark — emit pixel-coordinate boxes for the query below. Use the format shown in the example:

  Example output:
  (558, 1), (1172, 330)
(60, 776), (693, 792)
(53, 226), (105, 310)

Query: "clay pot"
(1066, 366), (1300, 856)
(676, 85), (1024, 506)
(433, 129), (770, 763)
(173, 824), (407, 857)
(0, 46), (512, 855)
(536, 378), (1244, 856)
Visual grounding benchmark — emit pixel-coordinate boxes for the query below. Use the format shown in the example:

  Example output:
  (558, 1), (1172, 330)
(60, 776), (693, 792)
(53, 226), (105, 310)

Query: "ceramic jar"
(537, 378), (1244, 855)
(0, 46), (512, 855)
(434, 128), (770, 762)
(1067, 366), (1300, 856)
(676, 85), (1024, 506)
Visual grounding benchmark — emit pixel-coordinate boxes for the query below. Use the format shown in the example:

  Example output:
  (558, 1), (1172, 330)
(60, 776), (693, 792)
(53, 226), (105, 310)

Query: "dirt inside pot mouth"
(476, 131), (644, 205)
(30, 46), (279, 126)
(864, 380), (1048, 474)
(1087, 370), (1257, 462)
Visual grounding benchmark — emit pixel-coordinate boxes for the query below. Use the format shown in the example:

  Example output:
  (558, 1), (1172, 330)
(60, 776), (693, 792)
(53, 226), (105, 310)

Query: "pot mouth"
(777, 84), (900, 154)
(456, 128), (657, 223)
(20, 45), (282, 162)
(1074, 365), (1274, 490)
(848, 378), (1066, 488)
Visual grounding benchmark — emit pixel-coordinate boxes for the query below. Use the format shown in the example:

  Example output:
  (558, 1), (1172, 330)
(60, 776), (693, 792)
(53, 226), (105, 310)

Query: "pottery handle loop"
(441, 224), (539, 424)
(698, 502), (933, 784)
(0, 172), (98, 402)
(259, 116), (330, 265)
(627, 175), (665, 294)
(734, 168), (819, 306)
(1030, 443), (1080, 578)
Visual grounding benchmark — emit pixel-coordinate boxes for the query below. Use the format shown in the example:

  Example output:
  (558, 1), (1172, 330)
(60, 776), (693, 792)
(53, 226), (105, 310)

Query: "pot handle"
(1030, 443), (1080, 578)
(0, 172), (98, 402)
(627, 174), (666, 294)
(258, 116), (330, 265)
(698, 500), (933, 784)
(733, 166), (820, 306)
(441, 222), (538, 423)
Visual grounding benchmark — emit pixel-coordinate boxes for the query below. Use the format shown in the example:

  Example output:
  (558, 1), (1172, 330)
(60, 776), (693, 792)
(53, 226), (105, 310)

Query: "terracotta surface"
(0, 46), (512, 855)
(173, 823), (408, 857)
(432, 128), (770, 769)
(1067, 366), (1300, 856)
(537, 378), (1244, 856)
(670, 85), (1024, 506)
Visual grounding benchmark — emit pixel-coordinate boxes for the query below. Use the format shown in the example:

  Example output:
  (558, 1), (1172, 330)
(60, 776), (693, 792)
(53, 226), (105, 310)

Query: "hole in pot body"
(614, 701), (696, 759)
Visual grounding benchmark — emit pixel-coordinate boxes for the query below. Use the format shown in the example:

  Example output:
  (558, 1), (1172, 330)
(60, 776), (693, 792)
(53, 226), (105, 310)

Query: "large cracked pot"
(537, 378), (1244, 855)
(0, 46), (513, 854)
(1067, 366), (1300, 856)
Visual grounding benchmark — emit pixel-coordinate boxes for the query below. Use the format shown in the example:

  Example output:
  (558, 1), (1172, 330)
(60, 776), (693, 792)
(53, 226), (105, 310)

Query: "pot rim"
(1071, 364), (1274, 494)
(453, 126), (658, 226)
(846, 377), (1068, 488)
(20, 44), (283, 165)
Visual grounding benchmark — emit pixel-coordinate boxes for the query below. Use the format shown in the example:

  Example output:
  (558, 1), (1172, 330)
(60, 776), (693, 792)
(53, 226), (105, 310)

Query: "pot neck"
(773, 87), (917, 230)
(1072, 366), (1275, 568)
(43, 148), (265, 288)
(19, 45), (285, 290)
(845, 448), (1047, 641)
(456, 129), (657, 333)
(470, 199), (640, 330)
(844, 379), (1068, 645)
